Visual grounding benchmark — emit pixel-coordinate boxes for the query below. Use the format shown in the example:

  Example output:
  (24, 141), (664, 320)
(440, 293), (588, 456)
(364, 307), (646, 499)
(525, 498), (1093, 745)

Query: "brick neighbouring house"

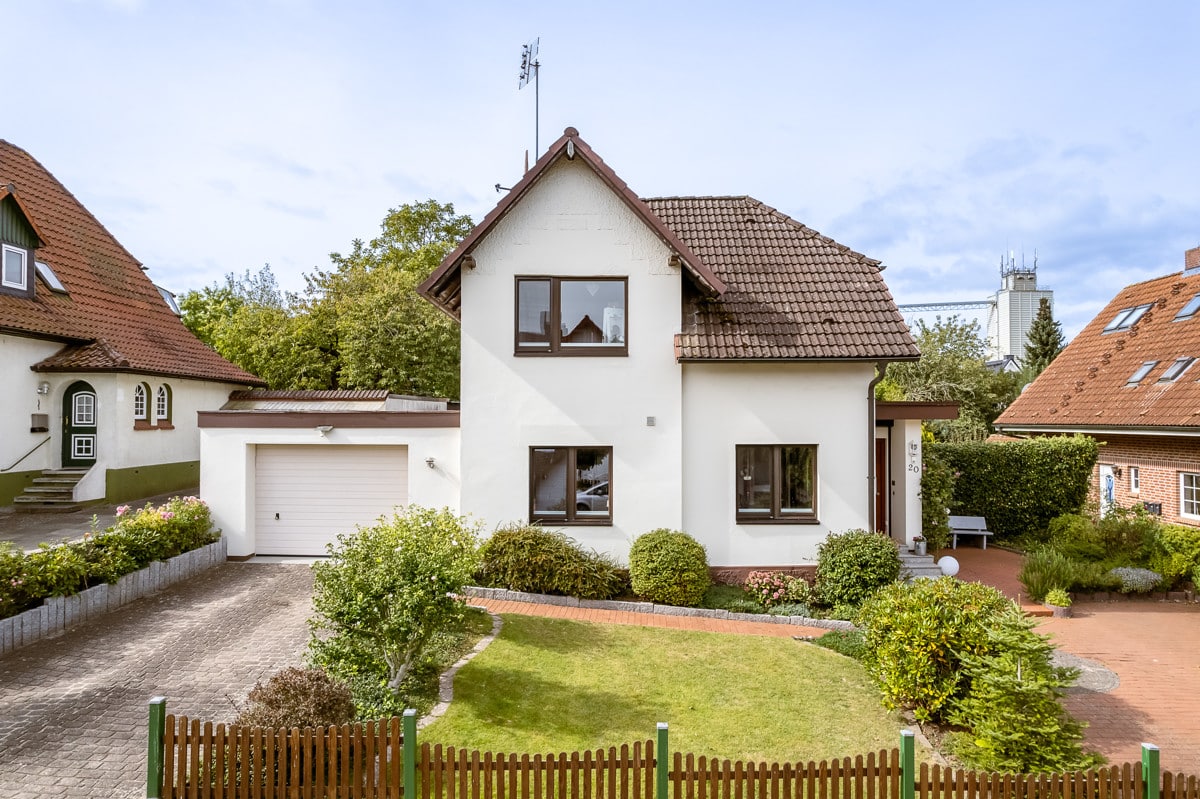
(995, 245), (1200, 525)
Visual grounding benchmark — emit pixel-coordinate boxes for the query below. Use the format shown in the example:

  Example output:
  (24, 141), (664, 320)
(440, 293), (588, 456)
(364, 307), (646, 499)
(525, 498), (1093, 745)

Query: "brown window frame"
(514, 276), (628, 356)
(735, 444), (819, 524)
(529, 445), (613, 525)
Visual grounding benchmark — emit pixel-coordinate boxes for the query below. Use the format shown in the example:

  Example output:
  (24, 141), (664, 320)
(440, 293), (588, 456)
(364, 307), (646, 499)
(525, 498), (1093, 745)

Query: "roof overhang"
(994, 423), (1200, 438)
(875, 401), (960, 421)
(197, 410), (461, 429)
(418, 127), (726, 321)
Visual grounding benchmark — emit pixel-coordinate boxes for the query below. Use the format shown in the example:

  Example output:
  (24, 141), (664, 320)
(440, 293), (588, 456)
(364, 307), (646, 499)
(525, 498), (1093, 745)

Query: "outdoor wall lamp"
(425, 457), (436, 469)
(36, 381), (50, 395)
(315, 425), (334, 436)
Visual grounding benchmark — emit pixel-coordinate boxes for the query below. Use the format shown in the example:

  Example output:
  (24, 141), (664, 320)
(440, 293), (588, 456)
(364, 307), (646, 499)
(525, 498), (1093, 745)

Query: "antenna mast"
(519, 37), (540, 158)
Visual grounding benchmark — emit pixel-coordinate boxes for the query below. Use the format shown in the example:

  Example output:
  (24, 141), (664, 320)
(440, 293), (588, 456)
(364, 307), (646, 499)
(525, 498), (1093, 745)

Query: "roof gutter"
(867, 361), (889, 535)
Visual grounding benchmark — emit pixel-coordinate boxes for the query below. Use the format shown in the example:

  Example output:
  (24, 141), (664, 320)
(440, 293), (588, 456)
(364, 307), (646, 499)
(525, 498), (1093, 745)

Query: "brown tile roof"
(996, 269), (1200, 432)
(0, 140), (263, 385)
(646, 197), (918, 361)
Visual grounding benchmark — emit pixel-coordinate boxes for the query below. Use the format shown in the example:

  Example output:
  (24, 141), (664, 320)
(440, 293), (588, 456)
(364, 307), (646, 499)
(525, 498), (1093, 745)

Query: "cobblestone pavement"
(0, 563), (312, 798)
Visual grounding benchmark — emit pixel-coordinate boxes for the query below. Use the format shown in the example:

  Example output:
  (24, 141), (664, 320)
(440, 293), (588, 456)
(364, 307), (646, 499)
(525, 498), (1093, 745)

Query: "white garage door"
(255, 445), (408, 556)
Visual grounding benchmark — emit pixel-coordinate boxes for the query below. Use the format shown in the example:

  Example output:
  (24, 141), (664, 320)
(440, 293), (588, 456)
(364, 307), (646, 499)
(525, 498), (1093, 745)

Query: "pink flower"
(160, 511), (175, 521)
(115, 505), (130, 517)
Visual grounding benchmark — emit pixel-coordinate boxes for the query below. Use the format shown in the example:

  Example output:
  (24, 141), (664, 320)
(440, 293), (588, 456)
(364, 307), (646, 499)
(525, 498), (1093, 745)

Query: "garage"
(254, 444), (409, 556)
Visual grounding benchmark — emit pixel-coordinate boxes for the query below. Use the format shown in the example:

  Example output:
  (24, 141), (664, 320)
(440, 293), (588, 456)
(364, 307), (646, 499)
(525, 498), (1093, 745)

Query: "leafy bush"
(0, 544), (34, 618)
(111, 496), (217, 561)
(857, 578), (1012, 721)
(947, 606), (1099, 772)
(743, 571), (813, 608)
(723, 598), (767, 614)
(235, 667), (355, 728)
(1062, 560), (1121, 593)
(308, 505), (479, 717)
(815, 529), (900, 607)
(628, 529), (710, 607)
(1044, 587), (1072, 607)
(931, 435), (1097, 542)
(476, 524), (625, 599)
(813, 629), (866, 660)
(919, 447), (955, 552)
(766, 602), (811, 617)
(1018, 548), (1075, 601)
(1047, 512), (1106, 561)
(1096, 505), (1159, 561)
(24, 543), (89, 597)
(1148, 524), (1200, 588)
(1108, 566), (1162, 594)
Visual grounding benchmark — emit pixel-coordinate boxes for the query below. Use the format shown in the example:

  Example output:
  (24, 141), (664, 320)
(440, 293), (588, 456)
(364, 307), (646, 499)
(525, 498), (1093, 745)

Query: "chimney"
(1187, 245), (1200, 273)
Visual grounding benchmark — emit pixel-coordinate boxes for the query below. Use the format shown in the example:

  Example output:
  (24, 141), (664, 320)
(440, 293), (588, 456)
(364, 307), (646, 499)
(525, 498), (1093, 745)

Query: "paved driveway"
(0, 562), (313, 799)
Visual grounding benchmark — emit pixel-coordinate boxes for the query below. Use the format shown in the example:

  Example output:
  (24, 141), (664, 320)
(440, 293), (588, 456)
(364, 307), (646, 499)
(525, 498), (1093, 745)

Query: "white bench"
(947, 515), (994, 550)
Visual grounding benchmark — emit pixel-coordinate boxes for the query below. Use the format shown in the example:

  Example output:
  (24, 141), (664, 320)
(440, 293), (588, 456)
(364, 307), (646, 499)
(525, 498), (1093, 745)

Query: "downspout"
(867, 361), (888, 534)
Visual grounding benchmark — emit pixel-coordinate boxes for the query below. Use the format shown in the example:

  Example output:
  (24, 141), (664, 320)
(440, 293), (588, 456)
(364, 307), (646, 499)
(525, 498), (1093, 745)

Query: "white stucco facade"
(1, 333), (63, 475)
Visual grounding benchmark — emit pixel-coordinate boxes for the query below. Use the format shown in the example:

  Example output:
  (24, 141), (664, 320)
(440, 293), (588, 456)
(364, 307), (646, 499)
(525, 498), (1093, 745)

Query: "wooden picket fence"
(148, 706), (1200, 799)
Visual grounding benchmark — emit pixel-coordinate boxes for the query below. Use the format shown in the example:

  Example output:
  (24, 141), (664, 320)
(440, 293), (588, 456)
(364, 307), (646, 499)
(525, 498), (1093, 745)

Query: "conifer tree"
(1024, 297), (1065, 378)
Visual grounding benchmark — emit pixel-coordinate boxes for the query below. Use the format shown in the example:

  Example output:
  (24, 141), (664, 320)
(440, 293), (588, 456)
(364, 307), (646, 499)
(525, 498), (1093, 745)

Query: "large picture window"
(736, 445), (817, 523)
(516, 277), (627, 355)
(530, 446), (612, 524)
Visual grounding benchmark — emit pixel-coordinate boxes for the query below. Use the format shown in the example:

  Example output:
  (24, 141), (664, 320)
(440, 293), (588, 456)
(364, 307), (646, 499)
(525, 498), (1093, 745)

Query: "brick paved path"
(0, 563), (312, 799)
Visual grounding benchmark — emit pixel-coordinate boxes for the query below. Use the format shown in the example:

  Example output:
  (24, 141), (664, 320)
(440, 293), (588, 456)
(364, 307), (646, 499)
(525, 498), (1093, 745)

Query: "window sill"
(515, 350), (628, 358)
(531, 518), (613, 527)
(156, 422), (175, 431)
(133, 420), (154, 431)
(736, 517), (821, 525)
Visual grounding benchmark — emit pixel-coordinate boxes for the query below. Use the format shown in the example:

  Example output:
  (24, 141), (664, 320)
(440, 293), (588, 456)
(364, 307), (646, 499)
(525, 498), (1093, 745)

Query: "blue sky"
(5, 0), (1199, 339)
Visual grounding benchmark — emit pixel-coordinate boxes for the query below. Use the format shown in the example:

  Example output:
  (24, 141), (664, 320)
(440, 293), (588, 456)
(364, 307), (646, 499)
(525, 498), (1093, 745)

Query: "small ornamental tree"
(307, 506), (479, 712)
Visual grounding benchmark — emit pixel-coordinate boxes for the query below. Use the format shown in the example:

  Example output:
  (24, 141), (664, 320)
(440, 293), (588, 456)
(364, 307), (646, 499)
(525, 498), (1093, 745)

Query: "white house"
(0, 140), (261, 510)
(201, 127), (939, 571)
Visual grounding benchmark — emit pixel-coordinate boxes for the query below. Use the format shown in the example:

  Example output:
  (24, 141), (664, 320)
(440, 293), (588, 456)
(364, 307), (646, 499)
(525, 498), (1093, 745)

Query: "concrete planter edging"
(0, 537), (227, 658)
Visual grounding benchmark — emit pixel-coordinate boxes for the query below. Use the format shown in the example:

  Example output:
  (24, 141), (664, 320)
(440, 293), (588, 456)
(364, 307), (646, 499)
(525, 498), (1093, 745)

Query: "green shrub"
(1063, 560), (1121, 593)
(857, 578), (1012, 721)
(724, 598), (767, 614)
(76, 532), (139, 584)
(0, 544), (34, 618)
(931, 435), (1097, 542)
(1047, 512), (1106, 561)
(766, 602), (811, 617)
(24, 544), (89, 597)
(1018, 548), (1075, 601)
(111, 496), (217, 561)
(813, 629), (867, 660)
(919, 448), (955, 552)
(477, 524), (625, 599)
(815, 529), (900, 607)
(308, 505), (479, 717)
(743, 571), (813, 608)
(1108, 567), (1162, 594)
(235, 667), (355, 728)
(1044, 587), (1072, 607)
(1148, 524), (1200, 588)
(1096, 505), (1159, 561)
(628, 529), (710, 607)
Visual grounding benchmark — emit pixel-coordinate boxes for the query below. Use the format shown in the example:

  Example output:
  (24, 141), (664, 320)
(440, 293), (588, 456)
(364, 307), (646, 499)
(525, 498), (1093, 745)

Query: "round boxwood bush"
(628, 528), (710, 607)
(815, 529), (900, 607)
(477, 524), (626, 600)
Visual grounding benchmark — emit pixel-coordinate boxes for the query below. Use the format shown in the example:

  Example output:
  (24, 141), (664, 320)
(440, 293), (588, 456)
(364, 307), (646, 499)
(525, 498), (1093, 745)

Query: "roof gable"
(418, 127), (725, 319)
(998, 269), (1200, 430)
(0, 185), (46, 249)
(0, 140), (263, 386)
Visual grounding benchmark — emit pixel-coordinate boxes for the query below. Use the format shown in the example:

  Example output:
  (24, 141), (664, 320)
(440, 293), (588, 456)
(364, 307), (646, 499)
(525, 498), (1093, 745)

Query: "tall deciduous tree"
(1024, 297), (1066, 379)
(877, 315), (1021, 441)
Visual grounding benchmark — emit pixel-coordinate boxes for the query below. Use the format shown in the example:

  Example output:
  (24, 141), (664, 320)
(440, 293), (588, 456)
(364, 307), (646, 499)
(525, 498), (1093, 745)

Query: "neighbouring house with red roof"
(0, 141), (262, 510)
(201, 127), (949, 570)
(996, 246), (1200, 526)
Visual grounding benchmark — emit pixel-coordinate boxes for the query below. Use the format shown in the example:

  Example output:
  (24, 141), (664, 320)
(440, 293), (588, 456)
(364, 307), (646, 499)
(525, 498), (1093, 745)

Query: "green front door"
(62, 381), (98, 468)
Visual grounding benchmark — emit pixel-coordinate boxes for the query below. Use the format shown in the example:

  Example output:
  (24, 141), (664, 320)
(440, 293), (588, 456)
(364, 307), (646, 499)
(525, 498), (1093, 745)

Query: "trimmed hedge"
(931, 435), (1097, 541)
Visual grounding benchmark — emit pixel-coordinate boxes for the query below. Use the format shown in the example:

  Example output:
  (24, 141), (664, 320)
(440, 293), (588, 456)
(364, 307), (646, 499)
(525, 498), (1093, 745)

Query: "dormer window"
(1126, 361), (1158, 386)
(1103, 303), (1153, 332)
(2, 244), (26, 290)
(1158, 357), (1195, 383)
(515, 277), (627, 356)
(1176, 294), (1200, 321)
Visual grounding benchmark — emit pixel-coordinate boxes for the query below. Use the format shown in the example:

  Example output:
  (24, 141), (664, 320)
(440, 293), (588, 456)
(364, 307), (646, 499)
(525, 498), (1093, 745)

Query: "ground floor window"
(1129, 466), (1140, 493)
(530, 446), (612, 524)
(1181, 472), (1200, 519)
(736, 445), (817, 523)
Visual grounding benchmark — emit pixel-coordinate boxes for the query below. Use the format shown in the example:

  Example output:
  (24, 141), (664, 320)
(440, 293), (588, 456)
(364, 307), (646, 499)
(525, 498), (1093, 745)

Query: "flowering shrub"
(0, 496), (217, 620)
(743, 571), (813, 608)
(1108, 566), (1162, 594)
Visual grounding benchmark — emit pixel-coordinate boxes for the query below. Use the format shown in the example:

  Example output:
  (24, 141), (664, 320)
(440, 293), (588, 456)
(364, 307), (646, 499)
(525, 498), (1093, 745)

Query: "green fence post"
(656, 723), (669, 799)
(404, 709), (418, 797)
(1142, 743), (1160, 799)
(900, 730), (915, 799)
(146, 696), (167, 799)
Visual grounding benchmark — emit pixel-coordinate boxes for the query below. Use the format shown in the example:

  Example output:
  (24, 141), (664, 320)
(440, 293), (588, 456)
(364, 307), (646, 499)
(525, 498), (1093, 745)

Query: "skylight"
(1176, 294), (1200, 321)
(1158, 356), (1195, 383)
(34, 261), (67, 293)
(1126, 361), (1158, 386)
(156, 285), (182, 316)
(1104, 303), (1154, 333)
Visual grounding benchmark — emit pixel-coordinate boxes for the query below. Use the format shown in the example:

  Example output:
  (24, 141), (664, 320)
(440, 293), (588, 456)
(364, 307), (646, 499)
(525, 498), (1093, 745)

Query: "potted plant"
(1044, 587), (1073, 618)
(912, 535), (927, 556)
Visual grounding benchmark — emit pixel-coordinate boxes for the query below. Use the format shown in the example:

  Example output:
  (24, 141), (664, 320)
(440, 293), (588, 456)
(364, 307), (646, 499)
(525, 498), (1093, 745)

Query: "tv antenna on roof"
(519, 37), (540, 159)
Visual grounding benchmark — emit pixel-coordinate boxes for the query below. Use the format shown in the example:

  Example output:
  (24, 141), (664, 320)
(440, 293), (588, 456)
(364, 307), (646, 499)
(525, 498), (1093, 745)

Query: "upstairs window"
(2, 244), (26, 289)
(133, 383), (149, 421)
(35, 261), (68, 293)
(1126, 361), (1159, 386)
(736, 445), (817, 523)
(1103, 303), (1153, 332)
(1159, 357), (1195, 383)
(516, 277), (627, 355)
(529, 446), (612, 524)
(1176, 294), (1200, 321)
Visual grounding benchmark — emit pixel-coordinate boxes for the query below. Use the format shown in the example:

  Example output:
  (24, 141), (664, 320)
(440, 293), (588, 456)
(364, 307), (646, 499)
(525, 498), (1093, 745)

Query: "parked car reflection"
(575, 481), (609, 512)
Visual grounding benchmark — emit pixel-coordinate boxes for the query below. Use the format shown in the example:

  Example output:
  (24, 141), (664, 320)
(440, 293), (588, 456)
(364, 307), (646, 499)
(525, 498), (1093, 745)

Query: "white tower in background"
(985, 252), (1052, 363)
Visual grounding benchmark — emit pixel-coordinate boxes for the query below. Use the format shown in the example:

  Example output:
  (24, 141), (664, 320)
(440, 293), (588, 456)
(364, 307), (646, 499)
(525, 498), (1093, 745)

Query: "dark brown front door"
(874, 438), (889, 536)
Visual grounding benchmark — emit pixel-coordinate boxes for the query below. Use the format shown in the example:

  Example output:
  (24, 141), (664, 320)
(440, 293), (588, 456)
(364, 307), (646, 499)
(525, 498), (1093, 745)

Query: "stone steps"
(12, 469), (89, 513)
(898, 546), (944, 581)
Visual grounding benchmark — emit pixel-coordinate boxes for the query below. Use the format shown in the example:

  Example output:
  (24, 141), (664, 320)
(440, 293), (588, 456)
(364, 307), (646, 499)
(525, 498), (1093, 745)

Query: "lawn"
(421, 615), (906, 762)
